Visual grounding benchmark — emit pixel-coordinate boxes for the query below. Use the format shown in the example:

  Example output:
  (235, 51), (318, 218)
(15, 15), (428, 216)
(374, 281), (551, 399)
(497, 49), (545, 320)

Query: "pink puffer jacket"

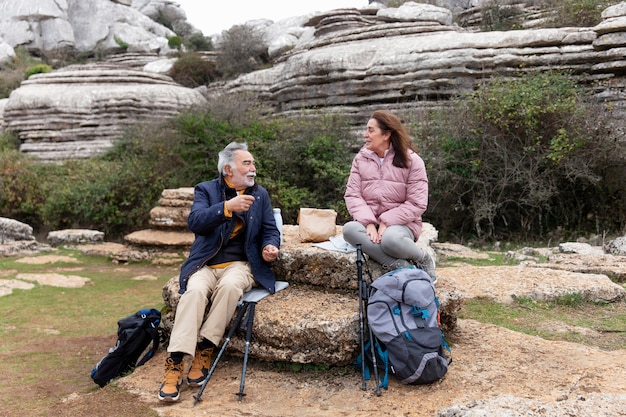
(344, 145), (428, 241)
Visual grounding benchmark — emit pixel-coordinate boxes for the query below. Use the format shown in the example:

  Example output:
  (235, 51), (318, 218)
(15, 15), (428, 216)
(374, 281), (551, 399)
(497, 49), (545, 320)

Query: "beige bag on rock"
(298, 208), (338, 243)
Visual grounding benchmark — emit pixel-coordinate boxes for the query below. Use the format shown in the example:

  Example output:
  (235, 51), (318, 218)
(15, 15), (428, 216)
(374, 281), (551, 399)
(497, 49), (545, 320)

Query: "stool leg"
(236, 302), (256, 401)
(194, 301), (248, 406)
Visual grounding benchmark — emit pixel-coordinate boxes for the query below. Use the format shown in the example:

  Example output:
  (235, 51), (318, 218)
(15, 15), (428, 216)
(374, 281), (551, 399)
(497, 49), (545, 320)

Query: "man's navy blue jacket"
(177, 176), (280, 294)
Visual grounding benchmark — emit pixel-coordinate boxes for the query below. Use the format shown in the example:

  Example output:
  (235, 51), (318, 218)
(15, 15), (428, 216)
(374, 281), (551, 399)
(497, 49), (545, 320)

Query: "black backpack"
(90, 308), (162, 387)
(367, 267), (451, 385)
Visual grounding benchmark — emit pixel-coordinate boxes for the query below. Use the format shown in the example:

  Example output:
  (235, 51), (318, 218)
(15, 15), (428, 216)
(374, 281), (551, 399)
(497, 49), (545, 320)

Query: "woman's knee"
(380, 236), (404, 255)
(342, 221), (365, 244)
(380, 226), (414, 256)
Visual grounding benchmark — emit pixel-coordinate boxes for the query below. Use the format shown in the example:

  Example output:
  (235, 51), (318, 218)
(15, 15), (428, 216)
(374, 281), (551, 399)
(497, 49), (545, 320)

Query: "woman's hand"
(377, 222), (387, 238)
(366, 223), (381, 243)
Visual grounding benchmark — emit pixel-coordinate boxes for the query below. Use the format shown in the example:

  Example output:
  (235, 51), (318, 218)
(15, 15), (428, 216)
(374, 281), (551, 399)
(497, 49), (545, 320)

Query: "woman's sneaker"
(413, 252), (437, 285)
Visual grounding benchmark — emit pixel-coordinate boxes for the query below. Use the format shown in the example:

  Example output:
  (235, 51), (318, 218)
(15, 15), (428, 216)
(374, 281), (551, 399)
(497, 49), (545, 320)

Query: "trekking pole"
(356, 244), (367, 391)
(236, 302), (256, 402)
(360, 247), (382, 396)
(367, 315), (382, 396)
(193, 301), (248, 406)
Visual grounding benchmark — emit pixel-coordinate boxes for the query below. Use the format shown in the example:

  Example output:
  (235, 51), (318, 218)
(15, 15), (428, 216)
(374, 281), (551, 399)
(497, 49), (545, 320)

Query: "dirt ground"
(34, 318), (624, 417)
(3, 249), (626, 417)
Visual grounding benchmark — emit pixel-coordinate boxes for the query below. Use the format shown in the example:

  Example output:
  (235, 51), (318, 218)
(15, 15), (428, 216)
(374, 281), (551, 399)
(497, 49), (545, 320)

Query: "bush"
(0, 47), (45, 99)
(114, 35), (129, 50)
(2, 72), (622, 242)
(168, 36), (182, 50)
(250, 115), (354, 223)
(39, 158), (168, 236)
(0, 131), (20, 152)
(167, 110), (354, 225)
(185, 33), (213, 52)
(0, 151), (49, 227)
(25, 64), (52, 79)
(480, 1), (525, 31)
(0, 122), (186, 237)
(169, 52), (220, 87)
(545, 0), (618, 27)
(216, 24), (270, 78)
(418, 71), (625, 241)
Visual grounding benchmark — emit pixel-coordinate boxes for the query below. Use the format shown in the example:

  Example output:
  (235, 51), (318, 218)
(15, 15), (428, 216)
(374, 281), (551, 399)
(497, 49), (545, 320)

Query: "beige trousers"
(167, 261), (256, 356)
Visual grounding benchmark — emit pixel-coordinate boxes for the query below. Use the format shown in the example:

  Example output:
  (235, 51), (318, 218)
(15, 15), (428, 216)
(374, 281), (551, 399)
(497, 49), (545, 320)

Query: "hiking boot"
(187, 347), (214, 387)
(413, 252), (437, 285)
(158, 357), (184, 402)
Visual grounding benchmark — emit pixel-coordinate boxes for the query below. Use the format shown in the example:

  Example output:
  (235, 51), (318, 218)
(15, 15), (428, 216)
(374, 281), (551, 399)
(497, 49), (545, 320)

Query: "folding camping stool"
(193, 281), (289, 405)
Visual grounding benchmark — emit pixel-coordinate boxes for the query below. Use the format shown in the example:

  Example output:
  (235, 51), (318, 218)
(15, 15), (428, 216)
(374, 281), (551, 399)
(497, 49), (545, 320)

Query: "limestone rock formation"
(0, 0), (193, 57)
(0, 217), (51, 256)
(46, 229), (104, 246)
(3, 65), (207, 160)
(124, 187), (195, 246)
(3, 2), (626, 160)
(208, 1), (626, 132)
(0, 36), (14, 65)
(0, 217), (35, 242)
(159, 224), (461, 366)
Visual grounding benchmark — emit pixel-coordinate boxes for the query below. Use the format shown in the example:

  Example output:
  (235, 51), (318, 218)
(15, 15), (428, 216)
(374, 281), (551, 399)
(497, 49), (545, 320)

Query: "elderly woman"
(343, 109), (436, 283)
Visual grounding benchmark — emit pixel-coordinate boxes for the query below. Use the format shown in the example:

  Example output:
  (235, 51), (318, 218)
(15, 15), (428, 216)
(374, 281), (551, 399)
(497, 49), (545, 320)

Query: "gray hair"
(218, 142), (248, 176)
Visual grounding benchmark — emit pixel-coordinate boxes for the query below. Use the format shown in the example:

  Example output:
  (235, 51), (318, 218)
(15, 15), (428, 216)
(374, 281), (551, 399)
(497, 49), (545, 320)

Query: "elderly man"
(158, 142), (281, 402)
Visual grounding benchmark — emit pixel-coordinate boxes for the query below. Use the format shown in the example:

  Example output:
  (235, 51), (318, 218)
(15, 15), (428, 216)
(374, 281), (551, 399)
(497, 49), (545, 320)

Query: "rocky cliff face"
(3, 64), (207, 160)
(210, 2), (626, 134)
(0, 0), (194, 60)
(1, 1), (625, 161)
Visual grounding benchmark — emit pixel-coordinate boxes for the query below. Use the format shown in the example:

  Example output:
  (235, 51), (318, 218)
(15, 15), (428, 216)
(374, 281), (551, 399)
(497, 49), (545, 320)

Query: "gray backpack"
(367, 266), (451, 385)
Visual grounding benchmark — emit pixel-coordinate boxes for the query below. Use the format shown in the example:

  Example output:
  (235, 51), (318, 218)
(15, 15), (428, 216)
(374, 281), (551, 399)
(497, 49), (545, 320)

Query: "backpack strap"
(353, 339), (389, 390)
(135, 311), (161, 367)
(373, 340), (389, 389)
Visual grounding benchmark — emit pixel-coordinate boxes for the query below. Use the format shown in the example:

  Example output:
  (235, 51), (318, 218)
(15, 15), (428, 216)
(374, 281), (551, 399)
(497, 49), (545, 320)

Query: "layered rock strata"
(3, 66), (207, 161)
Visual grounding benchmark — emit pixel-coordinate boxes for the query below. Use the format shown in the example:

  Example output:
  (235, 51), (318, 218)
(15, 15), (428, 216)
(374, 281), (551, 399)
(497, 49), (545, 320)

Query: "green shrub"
(480, 1), (524, 31)
(185, 33), (213, 52)
(546, 0), (617, 27)
(0, 151), (51, 227)
(250, 115), (354, 223)
(24, 64), (52, 79)
(167, 36), (182, 50)
(114, 35), (129, 50)
(419, 71), (624, 241)
(0, 47), (45, 98)
(0, 131), (20, 152)
(169, 52), (220, 87)
(2, 72), (622, 242)
(39, 158), (168, 236)
(168, 110), (353, 225)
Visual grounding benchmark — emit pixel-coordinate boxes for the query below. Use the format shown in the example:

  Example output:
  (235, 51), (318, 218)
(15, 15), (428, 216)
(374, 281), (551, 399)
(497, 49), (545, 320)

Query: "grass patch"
(459, 296), (626, 350)
(0, 250), (175, 349)
(0, 250), (177, 416)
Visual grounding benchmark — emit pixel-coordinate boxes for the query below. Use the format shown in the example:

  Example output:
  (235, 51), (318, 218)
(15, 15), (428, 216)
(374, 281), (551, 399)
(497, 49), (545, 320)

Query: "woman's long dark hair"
(371, 110), (417, 169)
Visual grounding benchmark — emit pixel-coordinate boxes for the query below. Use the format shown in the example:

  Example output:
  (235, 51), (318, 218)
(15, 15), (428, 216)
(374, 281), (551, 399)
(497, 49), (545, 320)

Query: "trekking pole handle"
(356, 243), (362, 264)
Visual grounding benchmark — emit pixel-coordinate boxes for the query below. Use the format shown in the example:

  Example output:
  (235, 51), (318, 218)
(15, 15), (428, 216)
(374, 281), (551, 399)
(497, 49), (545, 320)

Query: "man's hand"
(262, 244), (279, 262)
(226, 195), (255, 212)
